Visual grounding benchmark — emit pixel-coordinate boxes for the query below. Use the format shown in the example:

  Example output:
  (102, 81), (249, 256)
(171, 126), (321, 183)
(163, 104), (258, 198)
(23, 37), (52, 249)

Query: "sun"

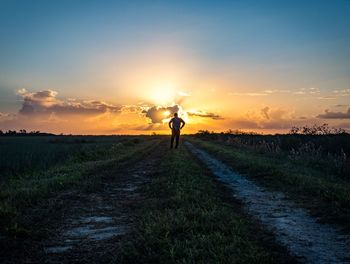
(163, 110), (171, 116)
(148, 84), (176, 105)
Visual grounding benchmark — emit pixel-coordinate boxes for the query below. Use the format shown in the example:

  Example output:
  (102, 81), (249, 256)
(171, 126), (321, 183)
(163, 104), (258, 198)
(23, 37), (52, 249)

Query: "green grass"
(0, 136), (145, 180)
(119, 147), (276, 264)
(187, 138), (350, 220)
(0, 136), (161, 236)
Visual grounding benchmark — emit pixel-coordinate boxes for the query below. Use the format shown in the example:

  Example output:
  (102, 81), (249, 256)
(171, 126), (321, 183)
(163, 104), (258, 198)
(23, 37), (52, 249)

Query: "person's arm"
(168, 119), (173, 129)
(180, 119), (186, 129)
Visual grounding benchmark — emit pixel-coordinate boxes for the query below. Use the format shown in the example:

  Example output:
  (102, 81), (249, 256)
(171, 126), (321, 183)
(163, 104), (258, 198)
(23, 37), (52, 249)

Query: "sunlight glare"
(149, 84), (176, 105)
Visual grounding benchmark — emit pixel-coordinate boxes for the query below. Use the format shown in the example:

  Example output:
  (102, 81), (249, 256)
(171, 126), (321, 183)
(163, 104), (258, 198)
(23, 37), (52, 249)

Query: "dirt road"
(186, 141), (350, 264)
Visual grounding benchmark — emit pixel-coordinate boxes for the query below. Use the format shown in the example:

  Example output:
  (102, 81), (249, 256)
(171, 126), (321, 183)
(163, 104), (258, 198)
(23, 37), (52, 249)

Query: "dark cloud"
(141, 103), (224, 123)
(187, 111), (223, 120)
(17, 89), (122, 116)
(142, 105), (180, 123)
(261, 106), (270, 119)
(338, 122), (350, 128)
(317, 108), (350, 119)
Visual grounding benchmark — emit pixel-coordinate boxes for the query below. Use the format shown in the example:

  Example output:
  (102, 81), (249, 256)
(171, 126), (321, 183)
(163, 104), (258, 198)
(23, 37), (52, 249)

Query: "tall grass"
(194, 132), (350, 179)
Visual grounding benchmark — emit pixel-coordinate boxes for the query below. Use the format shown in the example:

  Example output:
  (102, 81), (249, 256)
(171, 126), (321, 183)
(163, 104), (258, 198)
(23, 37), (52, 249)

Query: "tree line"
(0, 130), (55, 136)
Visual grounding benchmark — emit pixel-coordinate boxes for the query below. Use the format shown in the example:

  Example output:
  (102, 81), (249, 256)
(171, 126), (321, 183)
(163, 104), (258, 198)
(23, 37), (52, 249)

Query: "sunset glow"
(0, 1), (350, 134)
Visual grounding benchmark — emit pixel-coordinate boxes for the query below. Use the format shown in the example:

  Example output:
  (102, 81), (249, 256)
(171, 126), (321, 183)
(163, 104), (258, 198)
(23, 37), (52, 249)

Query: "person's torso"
(171, 117), (183, 130)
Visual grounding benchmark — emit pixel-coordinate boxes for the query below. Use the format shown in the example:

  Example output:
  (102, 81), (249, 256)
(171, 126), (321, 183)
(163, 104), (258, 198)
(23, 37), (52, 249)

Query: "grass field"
(0, 136), (143, 179)
(188, 134), (350, 229)
(0, 134), (349, 263)
(0, 135), (161, 236)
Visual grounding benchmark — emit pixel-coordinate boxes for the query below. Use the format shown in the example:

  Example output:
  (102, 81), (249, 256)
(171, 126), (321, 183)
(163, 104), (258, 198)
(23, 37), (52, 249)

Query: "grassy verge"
(119, 147), (283, 263)
(0, 137), (161, 236)
(187, 138), (350, 227)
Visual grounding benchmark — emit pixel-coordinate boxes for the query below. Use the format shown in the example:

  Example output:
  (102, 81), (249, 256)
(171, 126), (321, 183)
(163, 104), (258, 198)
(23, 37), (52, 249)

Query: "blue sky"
(0, 0), (349, 133)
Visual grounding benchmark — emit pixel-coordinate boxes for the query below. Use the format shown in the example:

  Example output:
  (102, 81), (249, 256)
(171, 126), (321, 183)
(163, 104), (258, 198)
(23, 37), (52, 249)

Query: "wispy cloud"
(317, 96), (337, 100)
(294, 87), (320, 95)
(317, 108), (350, 119)
(230, 88), (317, 97)
(187, 110), (223, 120)
(317, 88), (350, 100)
(264, 89), (290, 94)
(177, 91), (190, 97)
(229, 92), (268, 96)
(333, 89), (350, 97)
(0, 112), (15, 122)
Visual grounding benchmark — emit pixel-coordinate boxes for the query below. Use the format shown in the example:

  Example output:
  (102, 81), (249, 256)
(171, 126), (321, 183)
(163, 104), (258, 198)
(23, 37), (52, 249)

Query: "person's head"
(174, 113), (178, 117)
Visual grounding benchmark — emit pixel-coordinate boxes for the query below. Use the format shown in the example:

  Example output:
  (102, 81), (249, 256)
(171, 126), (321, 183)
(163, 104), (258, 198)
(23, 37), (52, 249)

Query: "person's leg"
(170, 131), (175, 148)
(175, 130), (180, 148)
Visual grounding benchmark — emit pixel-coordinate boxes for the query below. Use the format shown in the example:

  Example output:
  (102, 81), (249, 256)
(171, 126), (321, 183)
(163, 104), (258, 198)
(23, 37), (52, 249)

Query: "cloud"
(261, 106), (270, 119)
(17, 88), (122, 116)
(142, 105), (180, 123)
(230, 92), (268, 96)
(230, 88), (319, 97)
(317, 89), (350, 100)
(338, 122), (350, 128)
(0, 112), (15, 122)
(229, 88), (296, 97)
(317, 108), (350, 119)
(141, 103), (224, 123)
(294, 87), (320, 95)
(177, 91), (190, 97)
(187, 110), (223, 120)
(225, 106), (299, 130)
(175, 91), (190, 105)
(333, 89), (350, 97)
(263, 89), (290, 94)
(317, 96), (336, 100)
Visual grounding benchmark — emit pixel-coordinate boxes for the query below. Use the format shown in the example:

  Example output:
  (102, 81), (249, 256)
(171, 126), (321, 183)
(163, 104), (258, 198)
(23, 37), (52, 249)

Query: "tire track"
(40, 143), (165, 263)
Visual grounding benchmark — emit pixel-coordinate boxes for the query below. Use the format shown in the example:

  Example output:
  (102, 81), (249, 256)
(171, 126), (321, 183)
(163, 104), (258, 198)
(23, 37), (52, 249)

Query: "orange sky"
(1, 1), (350, 134)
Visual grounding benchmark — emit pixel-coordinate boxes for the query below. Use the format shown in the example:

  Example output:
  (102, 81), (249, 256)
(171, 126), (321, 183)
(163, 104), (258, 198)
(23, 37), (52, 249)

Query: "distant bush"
(0, 129), (54, 136)
(289, 123), (347, 135)
(193, 125), (350, 179)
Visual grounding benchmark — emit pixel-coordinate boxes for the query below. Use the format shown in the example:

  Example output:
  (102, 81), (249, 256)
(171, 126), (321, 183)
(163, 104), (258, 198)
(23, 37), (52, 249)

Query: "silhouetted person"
(169, 113), (185, 149)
